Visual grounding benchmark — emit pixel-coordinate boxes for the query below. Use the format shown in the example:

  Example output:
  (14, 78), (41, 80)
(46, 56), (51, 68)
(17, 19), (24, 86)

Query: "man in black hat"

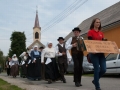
(56, 37), (71, 83)
(65, 27), (84, 87)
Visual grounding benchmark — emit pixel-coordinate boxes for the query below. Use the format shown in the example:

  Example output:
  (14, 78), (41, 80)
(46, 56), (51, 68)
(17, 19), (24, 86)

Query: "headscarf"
(12, 54), (18, 61)
(19, 52), (26, 58)
(46, 41), (52, 48)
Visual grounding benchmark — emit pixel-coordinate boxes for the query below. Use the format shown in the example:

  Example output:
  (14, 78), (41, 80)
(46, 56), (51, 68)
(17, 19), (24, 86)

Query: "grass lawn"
(0, 78), (25, 90)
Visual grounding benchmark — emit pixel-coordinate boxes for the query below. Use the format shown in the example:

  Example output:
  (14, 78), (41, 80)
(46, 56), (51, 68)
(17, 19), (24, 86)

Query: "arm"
(66, 50), (72, 62)
(30, 51), (34, 61)
(65, 37), (73, 50)
(55, 45), (62, 56)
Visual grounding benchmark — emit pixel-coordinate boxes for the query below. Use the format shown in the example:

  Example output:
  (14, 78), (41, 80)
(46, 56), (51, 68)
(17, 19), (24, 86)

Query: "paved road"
(0, 73), (120, 90)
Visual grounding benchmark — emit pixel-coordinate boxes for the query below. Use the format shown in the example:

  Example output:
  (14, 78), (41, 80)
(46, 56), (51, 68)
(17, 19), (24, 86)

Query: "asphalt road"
(0, 73), (120, 90)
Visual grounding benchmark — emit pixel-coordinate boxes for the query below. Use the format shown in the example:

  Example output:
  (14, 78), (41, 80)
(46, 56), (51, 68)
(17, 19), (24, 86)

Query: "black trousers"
(58, 62), (68, 80)
(7, 68), (11, 76)
(72, 51), (83, 83)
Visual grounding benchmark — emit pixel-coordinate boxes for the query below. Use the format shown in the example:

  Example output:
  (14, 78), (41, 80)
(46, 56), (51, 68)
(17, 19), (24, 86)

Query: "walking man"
(66, 27), (84, 87)
(56, 37), (71, 83)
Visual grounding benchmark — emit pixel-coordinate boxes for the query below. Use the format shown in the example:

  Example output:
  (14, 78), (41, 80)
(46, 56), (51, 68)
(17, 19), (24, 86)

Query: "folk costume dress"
(41, 43), (60, 83)
(30, 48), (41, 80)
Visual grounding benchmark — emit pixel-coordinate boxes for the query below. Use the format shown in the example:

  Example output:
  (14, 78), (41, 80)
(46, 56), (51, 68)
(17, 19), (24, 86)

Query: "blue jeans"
(89, 53), (106, 89)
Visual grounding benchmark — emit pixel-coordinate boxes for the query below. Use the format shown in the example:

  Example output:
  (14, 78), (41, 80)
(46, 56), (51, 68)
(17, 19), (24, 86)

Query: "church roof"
(65, 1), (120, 41)
(27, 40), (45, 49)
(33, 10), (40, 29)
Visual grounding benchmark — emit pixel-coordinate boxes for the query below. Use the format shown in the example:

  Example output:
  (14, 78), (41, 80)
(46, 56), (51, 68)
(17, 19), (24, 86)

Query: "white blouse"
(41, 47), (56, 63)
(65, 36), (84, 50)
(55, 43), (72, 61)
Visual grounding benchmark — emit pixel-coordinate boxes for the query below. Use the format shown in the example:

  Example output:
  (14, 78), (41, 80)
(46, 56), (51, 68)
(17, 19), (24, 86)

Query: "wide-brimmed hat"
(57, 37), (64, 41)
(72, 27), (81, 32)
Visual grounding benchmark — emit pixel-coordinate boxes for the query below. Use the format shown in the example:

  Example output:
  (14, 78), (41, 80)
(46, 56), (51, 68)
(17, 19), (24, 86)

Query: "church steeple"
(33, 7), (41, 42)
(33, 8), (40, 29)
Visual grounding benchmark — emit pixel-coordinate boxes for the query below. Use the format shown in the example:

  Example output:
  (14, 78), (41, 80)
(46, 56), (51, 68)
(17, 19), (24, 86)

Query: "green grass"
(0, 78), (25, 90)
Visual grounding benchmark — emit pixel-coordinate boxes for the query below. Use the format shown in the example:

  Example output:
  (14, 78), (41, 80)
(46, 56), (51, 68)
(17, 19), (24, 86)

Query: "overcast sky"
(0, 0), (120, 56)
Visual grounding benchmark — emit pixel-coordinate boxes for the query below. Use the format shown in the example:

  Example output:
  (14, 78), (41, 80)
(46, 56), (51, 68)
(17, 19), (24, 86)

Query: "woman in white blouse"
(10, 54), (19, 78)
(41, 41), (60, 84)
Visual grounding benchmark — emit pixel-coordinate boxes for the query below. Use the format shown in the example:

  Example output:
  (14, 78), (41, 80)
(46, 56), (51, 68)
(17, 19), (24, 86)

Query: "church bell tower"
(33, 9), (41, 42)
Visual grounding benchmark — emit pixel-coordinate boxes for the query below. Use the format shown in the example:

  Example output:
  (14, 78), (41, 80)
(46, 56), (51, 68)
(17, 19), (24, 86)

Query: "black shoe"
(75, 82), (80, 87)
(79, 83), (82, 86)
(63, 79), (66, 83)
(96, 88), (101, 90)
(48, 80), (52, 84)
(92, 80), (95, 85)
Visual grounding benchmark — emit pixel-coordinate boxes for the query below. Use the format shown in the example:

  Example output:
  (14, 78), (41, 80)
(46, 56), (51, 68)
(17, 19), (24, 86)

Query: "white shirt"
(55, 43), (72, 61)
(41, 47), (56, 63)
(65, 36), (84, 50)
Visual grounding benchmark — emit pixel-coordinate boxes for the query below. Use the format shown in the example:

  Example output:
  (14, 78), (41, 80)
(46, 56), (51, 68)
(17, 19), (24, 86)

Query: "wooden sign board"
(84, 40), (119, 53)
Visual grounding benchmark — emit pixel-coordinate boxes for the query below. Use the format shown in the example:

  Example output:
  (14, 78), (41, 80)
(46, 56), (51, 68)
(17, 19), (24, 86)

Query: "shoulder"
(88, 30), (93, 33)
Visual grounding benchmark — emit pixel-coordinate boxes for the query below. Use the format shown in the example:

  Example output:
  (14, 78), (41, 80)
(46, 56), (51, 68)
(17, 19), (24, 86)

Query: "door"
(106, 53), (118, 73)
(116, 54), (120, 73)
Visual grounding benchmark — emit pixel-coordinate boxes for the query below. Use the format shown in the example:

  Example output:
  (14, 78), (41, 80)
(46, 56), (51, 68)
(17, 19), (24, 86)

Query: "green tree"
(8, 31), (26, 58)
(0, 50), (5, 70)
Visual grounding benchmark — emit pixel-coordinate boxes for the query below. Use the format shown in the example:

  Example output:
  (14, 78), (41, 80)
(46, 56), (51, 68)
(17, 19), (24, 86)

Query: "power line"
(42, 0), (81, 29)
(26, 0), (88, 40)
(42, 0), (88, 33)
(26, 0), (82, 36)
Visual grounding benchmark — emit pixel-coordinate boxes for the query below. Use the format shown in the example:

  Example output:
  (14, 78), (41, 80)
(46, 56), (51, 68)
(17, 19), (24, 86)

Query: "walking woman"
(41, 41), (60, 84)
(10, 54), (19, 78)
(19, 52), (28, 78)
(30, 46), (41, 80)
(87, 18), (106, 90)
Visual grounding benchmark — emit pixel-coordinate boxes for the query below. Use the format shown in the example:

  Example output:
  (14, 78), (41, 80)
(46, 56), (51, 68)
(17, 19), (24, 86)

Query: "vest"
(71, 36), (83, 54)
(57, 43), (67, 63)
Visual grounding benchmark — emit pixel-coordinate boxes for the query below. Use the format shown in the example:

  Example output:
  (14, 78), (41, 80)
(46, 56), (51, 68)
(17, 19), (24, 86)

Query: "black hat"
(57, 37), (64, 41)
(39, 46), (44, 49)
(72, 27), (81, 32)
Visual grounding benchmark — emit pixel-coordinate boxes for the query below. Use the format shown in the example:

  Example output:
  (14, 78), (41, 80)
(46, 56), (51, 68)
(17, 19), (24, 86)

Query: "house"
(65, 1), (120, 55)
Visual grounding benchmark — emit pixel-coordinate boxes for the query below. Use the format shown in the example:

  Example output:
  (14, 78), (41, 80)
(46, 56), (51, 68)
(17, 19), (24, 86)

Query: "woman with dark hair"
(87, 18), (106, 90)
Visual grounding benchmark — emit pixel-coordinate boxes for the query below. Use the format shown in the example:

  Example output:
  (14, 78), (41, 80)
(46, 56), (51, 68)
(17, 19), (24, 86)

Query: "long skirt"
(11, 64), (19, 77)
(27, 58), (41, 80)
(45, 58), (60, 81)
(21, 64), (27, 78)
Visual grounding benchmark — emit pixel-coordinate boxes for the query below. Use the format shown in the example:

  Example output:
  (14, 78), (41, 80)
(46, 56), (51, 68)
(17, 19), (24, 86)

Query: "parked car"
(67, 56), (94, 74)
(105, 49), (120, 74)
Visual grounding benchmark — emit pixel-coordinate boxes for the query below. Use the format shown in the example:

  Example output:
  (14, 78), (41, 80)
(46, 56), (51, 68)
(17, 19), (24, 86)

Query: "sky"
(0, 0), (120, 56)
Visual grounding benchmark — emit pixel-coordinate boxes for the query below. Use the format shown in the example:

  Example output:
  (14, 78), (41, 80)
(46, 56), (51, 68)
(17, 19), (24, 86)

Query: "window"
(35, 32), (39, 39)
(118, 54), (120, 59)
(106, 53), (118, 61)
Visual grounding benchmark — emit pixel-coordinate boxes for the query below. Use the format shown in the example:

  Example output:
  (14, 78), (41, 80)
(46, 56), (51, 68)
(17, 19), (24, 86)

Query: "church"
(27, 10), (45, 50)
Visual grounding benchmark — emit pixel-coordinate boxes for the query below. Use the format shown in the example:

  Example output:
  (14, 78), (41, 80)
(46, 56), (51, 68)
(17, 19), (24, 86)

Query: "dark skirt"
(11, 64), (19, 77)
(27, 57), (41, 80)
(21, 64), (27, 77)
(45, 58), (60, 81)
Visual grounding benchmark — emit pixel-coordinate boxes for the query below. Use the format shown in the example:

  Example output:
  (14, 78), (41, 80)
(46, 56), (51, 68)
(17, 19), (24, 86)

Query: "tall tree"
(8, 31), (26, 58)
(0, 50), (5, 70)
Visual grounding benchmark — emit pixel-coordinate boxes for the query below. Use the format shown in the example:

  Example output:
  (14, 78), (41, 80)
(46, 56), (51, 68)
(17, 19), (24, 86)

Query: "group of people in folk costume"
(6, 18), (106, 90)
